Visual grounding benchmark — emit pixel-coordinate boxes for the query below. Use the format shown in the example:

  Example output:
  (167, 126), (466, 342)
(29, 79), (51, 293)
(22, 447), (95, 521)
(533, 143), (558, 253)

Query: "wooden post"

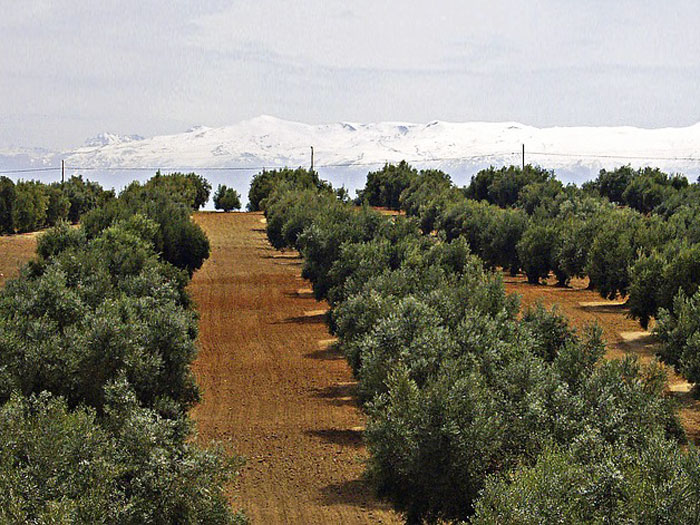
(61, 159), (65, 184)
(522, 144), (525, 171)
(310, 146), (314, 171)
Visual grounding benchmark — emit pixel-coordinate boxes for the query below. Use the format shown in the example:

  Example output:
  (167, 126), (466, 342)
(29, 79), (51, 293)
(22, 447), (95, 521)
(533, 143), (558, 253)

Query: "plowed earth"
(188, 212), (400, 524)
(0, 232), (38, 287)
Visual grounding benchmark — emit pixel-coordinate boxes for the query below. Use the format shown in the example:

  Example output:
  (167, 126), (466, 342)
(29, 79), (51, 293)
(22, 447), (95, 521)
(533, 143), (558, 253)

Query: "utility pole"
(61, 159), (65, 184)
(521, 144), (525, 171)
(310, 146), (314, 171)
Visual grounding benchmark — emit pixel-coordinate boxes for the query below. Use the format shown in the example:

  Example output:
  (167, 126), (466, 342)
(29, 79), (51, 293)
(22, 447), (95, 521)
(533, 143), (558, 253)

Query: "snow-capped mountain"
(83, 133), (144, 148)
(2, 115), (700, 207)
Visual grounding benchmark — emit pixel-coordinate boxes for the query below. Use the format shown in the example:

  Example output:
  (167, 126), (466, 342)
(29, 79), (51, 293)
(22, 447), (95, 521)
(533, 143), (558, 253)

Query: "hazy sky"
(2, 0), (699, 149)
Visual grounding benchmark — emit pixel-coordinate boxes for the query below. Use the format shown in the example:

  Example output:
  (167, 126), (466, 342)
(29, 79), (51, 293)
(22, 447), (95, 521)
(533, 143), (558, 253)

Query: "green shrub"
(263, 164), (693, 524)
(264, 186), (338, 249)
(0, 219), (199, 414)
(516, 223), (561, 284)
(465, 165), (552, 208)
(0, 391), (245, 524)
(0, 176), (15, 234)
(248, 167), (327, 211)
(358, 161), (417, 209)
(11, 180), (49, 233)
(399, 169), (454, 217)
(144, 171), (212, 210)
(82, 183), (210, 276)
(521, 302), (576, 361)
(61, 175), (114, 222)
(298, 206), (384, 299)
(586, 209), (640, 298)
(213, 184), (242, 212)
(482, 207), (527, 274)
(472, 433), (700, 525)
(44, 185), (70, 225)
(655, 289), (700, 385)
(555, 216), (595, 283)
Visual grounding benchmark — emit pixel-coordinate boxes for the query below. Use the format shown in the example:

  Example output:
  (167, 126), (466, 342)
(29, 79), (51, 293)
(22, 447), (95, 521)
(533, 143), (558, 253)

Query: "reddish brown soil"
(189, 212), (400, 524)
(503, 272), (700, 443)
(0, 232), (37, 287)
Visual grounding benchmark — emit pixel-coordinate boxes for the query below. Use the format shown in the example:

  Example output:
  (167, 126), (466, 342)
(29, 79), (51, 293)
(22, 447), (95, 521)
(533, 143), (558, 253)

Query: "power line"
(0, 166), (61, 175)
(527, 151), (700, 162)
(2, 149), (700, 176)
(61, 152), (516, 172)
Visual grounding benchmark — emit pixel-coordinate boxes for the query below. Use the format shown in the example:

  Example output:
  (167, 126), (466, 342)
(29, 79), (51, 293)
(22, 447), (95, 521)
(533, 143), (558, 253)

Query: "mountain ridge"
(2, 116), (700, 188)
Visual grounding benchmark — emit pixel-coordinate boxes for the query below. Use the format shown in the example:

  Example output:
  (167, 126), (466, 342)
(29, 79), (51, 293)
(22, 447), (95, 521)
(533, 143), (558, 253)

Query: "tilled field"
(0, 232), (37, 287)
(188, 212), (400, 524)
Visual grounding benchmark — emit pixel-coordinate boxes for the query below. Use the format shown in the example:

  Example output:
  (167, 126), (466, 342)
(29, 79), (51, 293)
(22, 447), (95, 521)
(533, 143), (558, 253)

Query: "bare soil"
(189, 212), (400, 524)
(0, 233), (37, 287)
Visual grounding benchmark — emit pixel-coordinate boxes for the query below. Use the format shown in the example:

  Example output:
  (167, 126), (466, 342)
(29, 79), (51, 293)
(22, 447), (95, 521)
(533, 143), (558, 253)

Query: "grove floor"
(188, 212), (400, 524)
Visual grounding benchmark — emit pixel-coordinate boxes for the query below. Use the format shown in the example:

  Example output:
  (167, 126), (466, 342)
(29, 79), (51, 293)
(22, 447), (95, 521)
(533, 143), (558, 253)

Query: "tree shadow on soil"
(317, 478), (395, 513)
(275, 313), (328, 324)
(309, 383), (359, 406)
(306, 428), (364, 447)
(579, 303), (629, 314)
(284, 290), (315, 298)
(311, 383), (357, 399)
(305, 347), (344, 360)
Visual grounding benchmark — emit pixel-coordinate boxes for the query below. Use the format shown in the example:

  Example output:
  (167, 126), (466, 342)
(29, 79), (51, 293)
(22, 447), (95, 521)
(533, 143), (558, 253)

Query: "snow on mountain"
(3, 116), (700, 207)
(83, 133), (145, 147)
(57, 116), (700, 184)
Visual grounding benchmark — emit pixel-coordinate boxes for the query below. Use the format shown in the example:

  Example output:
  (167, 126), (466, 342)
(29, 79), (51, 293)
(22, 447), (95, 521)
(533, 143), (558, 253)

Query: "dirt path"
(503, 272), (700, 443)
(189, 212), (400, 524)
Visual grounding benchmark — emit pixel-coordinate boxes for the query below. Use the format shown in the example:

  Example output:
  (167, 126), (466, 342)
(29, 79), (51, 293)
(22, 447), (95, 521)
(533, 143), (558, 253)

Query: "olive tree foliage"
(627, 242), (700, 329)
(11, 180), (49, 233)
(357, 161), (417, 209)
(399, 169), (453, 216)
(61, 175), (116, 222)
(516, 223), (562, 284)
(0, 391), (246, 525)
(585, 208), (641, 298)
(472, 432), (700, 525)
(516, 178), (565, 215)
(264, 184), (340, 250)
(81, 179), (210, 276)
(365, 334), (679, 523)
(0, 175), (112, 234)
(262, 163), (694, 524)
(0, 176), (16, 234)
(144, 171), (212, 210)
(655, 288), (700, 386)
(0, 184), (246, 522)
(399, 169), (464, 234)
(297, 205), (386, 300)
(554, 215), (596, 283)
(247, 167), (329, 211)
(465, 165), (552, 207)
(0, 216), (199, 415)
(213, 184), (242, 212)
(592, 165), (688, 214)
(44, 185), (71, 225)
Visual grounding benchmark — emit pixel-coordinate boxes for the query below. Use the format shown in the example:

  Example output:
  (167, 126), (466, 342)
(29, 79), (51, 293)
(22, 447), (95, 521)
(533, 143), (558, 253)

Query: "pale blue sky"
(1, 0), (699, 149)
